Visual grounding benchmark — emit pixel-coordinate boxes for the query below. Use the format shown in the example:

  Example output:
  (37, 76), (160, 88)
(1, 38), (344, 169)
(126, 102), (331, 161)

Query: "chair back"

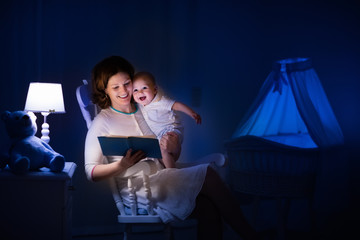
(76, 79), (99, 129)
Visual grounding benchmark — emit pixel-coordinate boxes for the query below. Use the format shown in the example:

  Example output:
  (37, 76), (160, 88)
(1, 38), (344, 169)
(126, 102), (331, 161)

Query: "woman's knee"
(201, 166), (224, 194)
(191, 194), (219, 219)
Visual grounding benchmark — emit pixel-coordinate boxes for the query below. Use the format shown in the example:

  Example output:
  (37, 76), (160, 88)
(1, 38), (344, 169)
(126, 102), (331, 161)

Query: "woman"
(84, 56), (260, 240)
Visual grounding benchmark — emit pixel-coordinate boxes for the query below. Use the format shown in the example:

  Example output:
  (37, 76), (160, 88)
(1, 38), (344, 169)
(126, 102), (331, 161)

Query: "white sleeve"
(84, 114), (109, 181)
(160, 95), (176, 111)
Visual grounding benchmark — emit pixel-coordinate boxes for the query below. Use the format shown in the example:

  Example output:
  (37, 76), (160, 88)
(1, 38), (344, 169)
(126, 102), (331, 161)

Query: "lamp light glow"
(24, 82), (65, 143)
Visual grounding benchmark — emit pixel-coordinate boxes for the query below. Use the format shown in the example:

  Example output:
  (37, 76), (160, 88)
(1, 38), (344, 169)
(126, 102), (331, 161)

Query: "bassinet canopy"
(232, 58), (344, 148)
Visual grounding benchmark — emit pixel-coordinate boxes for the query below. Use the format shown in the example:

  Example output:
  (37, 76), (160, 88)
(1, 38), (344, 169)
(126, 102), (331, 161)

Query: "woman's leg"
(200, 167), (258, 240)
(189, 193), (223, 240)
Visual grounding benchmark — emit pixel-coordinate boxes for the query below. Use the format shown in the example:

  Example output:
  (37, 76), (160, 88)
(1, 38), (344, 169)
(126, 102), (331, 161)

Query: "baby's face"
(133, 78), (157, 106)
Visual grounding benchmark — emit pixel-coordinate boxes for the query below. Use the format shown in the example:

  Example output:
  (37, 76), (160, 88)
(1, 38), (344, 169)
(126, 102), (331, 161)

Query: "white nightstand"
(0, 162), (76, 240)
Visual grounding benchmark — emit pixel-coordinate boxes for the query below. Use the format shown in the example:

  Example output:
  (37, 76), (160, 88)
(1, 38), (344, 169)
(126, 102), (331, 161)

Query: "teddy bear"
(1, 110), (65, 174)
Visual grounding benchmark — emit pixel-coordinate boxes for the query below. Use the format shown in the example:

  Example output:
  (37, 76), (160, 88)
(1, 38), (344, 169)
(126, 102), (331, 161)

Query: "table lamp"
(24, 82), (65, 143)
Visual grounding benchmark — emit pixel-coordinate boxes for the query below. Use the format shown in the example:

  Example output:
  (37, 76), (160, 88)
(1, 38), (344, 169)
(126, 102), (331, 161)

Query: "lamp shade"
(24, 82), (65, 113)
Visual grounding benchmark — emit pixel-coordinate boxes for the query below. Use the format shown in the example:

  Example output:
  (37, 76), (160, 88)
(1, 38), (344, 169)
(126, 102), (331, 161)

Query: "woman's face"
(105, 72), (133, 111)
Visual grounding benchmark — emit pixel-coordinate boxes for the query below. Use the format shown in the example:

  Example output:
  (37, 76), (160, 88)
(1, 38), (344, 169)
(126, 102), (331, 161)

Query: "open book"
(98, 135), (162, 158)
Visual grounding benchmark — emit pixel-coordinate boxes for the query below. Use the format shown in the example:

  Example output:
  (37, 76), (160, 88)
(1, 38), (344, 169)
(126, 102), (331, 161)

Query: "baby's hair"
(133, 71), (156, 86)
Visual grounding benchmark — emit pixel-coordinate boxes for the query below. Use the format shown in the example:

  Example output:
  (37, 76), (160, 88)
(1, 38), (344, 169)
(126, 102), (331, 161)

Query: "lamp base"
(41, 112), (50, 144)
(41, 122), (50, 143)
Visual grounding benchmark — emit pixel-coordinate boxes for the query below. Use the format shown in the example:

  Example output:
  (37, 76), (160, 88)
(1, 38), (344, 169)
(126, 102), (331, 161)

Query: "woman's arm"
(172, 101), (201, 124)
(91, 149), (145, 182)
(84, 113), (145, 181)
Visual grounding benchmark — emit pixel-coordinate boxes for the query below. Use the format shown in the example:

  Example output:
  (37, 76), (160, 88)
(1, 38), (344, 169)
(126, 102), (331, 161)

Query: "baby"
(132, 71), (201, 168)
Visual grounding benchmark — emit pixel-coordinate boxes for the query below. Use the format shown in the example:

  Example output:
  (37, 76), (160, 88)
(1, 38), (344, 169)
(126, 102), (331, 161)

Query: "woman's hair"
(133, 71), (156, 86)
(91, 56), (135, 109)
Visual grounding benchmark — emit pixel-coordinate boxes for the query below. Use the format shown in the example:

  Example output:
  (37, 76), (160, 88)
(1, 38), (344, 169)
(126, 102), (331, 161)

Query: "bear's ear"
(1, 111), (11, 122)
(27, 111), (37, 121)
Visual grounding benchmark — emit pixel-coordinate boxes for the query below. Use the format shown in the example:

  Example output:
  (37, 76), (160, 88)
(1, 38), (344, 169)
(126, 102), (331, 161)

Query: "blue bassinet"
(226, 58), (343, 198)
(225, 58), (344, 237)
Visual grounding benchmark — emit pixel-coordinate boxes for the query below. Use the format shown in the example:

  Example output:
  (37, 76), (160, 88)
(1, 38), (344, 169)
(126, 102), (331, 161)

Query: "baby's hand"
(192, 112), (202, 124)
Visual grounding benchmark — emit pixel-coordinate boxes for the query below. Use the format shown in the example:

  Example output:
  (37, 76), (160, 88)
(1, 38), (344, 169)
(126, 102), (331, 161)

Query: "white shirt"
(139, 92), (184, 141)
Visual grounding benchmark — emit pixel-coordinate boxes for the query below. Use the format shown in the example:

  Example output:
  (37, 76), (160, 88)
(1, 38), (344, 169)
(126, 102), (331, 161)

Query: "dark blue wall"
(1, 0), (359, 237)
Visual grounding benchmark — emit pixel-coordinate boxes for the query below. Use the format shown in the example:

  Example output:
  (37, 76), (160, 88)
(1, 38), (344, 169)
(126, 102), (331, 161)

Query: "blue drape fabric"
(232, 58), (344, 148)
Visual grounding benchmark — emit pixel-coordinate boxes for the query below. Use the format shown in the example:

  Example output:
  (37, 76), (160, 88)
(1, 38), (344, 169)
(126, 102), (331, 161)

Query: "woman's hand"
(160, 132), (181, 160)
(119, 149), (146, 169)
(91, 149), (145, 182)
